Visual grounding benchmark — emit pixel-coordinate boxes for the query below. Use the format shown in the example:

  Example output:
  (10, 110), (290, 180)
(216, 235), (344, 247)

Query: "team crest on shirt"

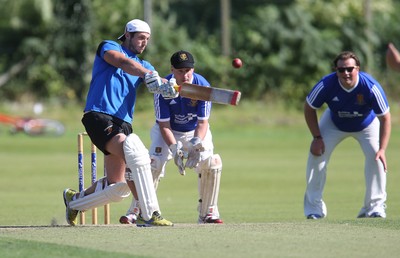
(188, 99), (198, 107)
(356, 94), (365, 105)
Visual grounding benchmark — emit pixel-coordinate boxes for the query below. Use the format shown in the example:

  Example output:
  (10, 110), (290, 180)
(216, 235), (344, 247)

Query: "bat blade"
(175, 83), (241, 106)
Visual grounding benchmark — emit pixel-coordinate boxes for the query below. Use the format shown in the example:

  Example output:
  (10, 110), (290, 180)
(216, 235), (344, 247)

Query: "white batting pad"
(198, 154), (222, 218)
(69, 180), (130, 211)
(124, 133), (160, 221)
(150, 154), (163, 190)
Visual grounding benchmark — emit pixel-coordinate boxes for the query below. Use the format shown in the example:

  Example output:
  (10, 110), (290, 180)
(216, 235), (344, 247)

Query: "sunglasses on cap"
(336, 66), (357, 73)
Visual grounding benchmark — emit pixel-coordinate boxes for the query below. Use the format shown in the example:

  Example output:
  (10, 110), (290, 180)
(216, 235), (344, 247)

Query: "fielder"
(304, 51), (391, 219)
(120, 50), (223, 224)
(63, 19), (177, 227)
(386, 42), (400, 72)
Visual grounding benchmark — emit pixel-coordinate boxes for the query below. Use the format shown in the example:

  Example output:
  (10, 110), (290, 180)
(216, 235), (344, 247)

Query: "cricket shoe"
(119, 213), (138, 224)
(199, 214), (223, 224)
(357, 212), (385, 218)
(369, 212), (385, 218)
(136, 211), (174, 227)
(357, 212), (386, 219)
(357, 213), (367, 218)
(306, 214), (322, 220)
(63, 188), (79, 226)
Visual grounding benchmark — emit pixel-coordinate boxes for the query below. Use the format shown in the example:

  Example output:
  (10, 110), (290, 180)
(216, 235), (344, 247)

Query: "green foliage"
(0, 0), (400, 107)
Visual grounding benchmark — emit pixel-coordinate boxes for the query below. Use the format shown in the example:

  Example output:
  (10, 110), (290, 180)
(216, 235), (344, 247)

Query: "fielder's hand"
(310, 137), (325, 156)
(160, 78), (179, 99)
(144, 71), (162, 93)
(169, 141), (186, 175)
(185, 137), (204, 169)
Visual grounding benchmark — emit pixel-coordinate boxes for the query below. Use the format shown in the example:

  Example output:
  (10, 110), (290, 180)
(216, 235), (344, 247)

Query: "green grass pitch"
(1, 101), (400, 257)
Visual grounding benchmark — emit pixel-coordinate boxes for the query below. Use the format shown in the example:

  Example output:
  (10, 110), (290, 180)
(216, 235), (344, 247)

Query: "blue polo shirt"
(84, 40), (154, 123)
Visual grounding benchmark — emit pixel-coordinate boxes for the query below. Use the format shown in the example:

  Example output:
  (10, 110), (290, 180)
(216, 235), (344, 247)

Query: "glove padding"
(144, 71), (162, 93)
(169, 141), (186, 175)
(185, 137), (204, 169)
(160, 78), (179, 99)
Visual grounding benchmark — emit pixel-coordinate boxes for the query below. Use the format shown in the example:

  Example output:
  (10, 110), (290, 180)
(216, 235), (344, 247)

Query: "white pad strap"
(124, 134), (160, 221)
(198, 154), (222, 218)
(69, 178), (130, 211)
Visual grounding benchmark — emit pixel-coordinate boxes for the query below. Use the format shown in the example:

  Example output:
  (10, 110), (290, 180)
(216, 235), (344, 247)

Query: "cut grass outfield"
(2, 222), (400, 258)
(1, 100), (400, 257)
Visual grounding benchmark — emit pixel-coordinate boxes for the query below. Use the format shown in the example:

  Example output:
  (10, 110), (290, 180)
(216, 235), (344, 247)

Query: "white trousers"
(304, 110), (387, 218)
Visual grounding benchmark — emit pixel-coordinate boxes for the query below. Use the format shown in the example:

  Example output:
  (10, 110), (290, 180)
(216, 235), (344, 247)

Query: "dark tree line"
(1, 0), (399, 108)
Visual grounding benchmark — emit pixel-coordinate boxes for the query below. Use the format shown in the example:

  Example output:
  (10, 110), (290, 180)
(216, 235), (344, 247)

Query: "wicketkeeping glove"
(160, 78), (179, 99)
(144, 71), (162, 93)
(169, 141), (186, 175)
(185, 137), (204, 169)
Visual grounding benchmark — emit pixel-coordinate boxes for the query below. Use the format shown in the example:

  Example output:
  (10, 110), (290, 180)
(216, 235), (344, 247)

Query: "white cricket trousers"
(304, 110), (387, 218)
(149, 123), (214, 177)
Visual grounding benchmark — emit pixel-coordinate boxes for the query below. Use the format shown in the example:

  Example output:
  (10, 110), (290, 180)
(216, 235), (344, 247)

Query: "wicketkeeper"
(120, 50), (223, 224)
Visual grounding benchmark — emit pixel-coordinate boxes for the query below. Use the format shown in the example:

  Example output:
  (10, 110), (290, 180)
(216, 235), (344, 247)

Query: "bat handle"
(173, 85), (181, 92)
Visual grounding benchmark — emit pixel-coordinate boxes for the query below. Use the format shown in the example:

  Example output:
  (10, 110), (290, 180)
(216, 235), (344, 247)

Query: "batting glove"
(144, 71), (162, 93)
(185, 137), (204, 169)
(169, 141), (186, 176)
(160, 78), (179, 99)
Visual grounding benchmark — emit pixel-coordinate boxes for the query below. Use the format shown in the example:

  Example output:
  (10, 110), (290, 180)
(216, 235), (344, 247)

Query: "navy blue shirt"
(306, 72), (389, 132)
(154, 73), (211, 132)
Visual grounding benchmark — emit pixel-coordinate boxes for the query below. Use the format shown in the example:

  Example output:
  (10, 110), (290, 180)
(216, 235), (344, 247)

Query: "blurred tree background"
(0, 0), (399, 109)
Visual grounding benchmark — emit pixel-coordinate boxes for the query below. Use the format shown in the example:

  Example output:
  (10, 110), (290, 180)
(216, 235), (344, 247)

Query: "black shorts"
(81, 112), (133, 155)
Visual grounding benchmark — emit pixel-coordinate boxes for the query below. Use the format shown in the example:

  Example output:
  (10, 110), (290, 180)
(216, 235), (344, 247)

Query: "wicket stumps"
(77, 132), (110, 225)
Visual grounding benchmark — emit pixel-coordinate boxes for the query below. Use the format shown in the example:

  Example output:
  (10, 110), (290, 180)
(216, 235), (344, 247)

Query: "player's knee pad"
(123, 133), (151, 168)
(197, 154), (223, 174)
(123, 134), (151, 181)
(69, 177), (130, 211)
(150, 155), (163, 180)
(210, 154), (222, 174)
(150, 155), (164, 190)
(123, 133), (159, 220)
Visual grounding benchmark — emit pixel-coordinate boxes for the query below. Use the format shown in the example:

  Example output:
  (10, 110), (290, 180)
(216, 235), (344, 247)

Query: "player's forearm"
(379, 113), (391, 151)
(104, 50), (149, 78)
(304, 102), (321, 138)
(159, 122), (176, 146)
(387, 43), (400, 72)
(194, 120), (208, 140)
(119, 59), (149, 78)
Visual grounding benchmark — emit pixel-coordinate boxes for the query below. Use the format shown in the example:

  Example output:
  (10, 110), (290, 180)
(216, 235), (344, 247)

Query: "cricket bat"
(174, 83), (241, 106)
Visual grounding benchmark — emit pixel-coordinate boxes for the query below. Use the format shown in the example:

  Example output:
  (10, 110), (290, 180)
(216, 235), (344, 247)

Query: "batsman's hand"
(160, 78), (179, 99)
(169, 141), (186, 175)
(144, 71), (162, 93)
(185, 137), (204, 169)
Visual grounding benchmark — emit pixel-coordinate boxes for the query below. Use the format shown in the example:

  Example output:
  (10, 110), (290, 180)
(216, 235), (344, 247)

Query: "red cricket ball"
(232, 58), (243, 69)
